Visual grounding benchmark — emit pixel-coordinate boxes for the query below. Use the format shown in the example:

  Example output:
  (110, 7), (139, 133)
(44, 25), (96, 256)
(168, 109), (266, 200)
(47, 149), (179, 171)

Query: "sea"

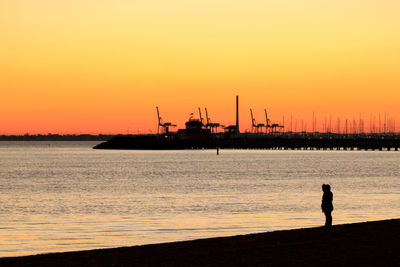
(0, 141), (399, 257)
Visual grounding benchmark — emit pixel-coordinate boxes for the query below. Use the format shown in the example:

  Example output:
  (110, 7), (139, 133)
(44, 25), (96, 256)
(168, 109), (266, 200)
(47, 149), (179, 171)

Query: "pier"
(94, 132), (400, 151)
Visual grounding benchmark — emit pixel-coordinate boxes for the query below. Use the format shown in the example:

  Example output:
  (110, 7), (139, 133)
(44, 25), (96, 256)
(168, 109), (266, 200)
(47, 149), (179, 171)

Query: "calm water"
(0, 141), (399, 257)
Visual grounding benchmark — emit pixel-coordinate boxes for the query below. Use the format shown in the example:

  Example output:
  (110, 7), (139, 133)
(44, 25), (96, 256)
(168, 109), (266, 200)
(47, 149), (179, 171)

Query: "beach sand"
(1, 219), (399, 266)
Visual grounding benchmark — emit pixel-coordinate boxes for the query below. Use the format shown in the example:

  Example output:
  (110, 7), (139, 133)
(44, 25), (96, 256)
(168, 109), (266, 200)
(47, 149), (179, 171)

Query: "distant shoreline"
(1, 218), (399, 266)
(0, 134), (115, 141)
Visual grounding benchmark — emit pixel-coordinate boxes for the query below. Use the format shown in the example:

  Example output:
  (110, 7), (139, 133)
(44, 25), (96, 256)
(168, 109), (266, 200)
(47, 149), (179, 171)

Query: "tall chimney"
(236, 95), (239, 134)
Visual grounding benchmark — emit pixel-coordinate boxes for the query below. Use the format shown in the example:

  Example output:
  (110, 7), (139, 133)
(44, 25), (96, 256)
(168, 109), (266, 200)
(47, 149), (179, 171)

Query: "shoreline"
(1, 218), (399, 266)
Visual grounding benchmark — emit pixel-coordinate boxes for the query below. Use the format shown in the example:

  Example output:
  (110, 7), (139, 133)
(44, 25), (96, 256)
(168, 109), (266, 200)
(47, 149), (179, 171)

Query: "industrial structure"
(156, 106), (176, 134)
(94, 96), (400, 151)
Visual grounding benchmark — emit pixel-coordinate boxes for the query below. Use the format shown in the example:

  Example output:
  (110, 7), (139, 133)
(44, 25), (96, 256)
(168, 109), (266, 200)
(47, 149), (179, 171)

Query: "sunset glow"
(1, 0), (399, 134)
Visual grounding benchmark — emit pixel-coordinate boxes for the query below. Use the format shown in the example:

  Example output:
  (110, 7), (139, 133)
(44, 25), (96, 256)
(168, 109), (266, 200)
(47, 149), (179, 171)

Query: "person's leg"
(325, 211), (332, 226)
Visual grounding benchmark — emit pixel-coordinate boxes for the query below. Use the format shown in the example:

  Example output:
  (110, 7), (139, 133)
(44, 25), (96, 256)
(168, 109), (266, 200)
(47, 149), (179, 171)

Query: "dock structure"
(94, 132), (400, 151)
(94, 96), (400, 150)
(215, 134), (400, 151)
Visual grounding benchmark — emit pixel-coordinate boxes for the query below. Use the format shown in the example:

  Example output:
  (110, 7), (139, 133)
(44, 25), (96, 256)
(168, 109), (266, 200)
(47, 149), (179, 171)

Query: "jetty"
(94, 132), (400, 151)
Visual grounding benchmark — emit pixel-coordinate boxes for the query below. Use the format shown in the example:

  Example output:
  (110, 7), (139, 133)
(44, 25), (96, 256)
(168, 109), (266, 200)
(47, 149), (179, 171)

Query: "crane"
(205, 108), (210, 126)
(265, 109), (270, 134)
(198, 107), (204, 125)
(205, 108), (221, 133)
(156, 106), (176, 134)
(250, 109), (256, 133)
(250, 109), (265, 133)
(264, 109), (283, 134)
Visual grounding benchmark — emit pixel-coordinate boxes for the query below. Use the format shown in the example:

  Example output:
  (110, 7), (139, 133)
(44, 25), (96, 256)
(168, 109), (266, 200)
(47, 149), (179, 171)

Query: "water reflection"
(0, 142), (399, 256)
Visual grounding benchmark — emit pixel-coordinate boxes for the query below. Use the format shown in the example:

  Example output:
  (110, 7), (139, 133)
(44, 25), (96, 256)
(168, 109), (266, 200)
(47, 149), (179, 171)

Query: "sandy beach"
(1, 219), (399, 266)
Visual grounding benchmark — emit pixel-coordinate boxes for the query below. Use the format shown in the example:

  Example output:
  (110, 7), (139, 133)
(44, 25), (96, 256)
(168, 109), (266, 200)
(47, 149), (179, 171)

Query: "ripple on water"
(0, 143), (399, 256)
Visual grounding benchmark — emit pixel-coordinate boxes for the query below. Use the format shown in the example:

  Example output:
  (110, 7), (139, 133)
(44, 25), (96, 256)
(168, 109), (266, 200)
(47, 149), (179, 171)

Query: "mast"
(236, 95), (239, 134)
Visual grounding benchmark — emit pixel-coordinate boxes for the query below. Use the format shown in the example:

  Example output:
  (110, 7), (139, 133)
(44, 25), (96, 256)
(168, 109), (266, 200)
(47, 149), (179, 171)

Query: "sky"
(1, 0), (399, 134)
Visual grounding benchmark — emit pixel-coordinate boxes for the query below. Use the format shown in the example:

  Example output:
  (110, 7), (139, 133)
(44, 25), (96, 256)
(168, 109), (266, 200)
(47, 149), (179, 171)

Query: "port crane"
(205, 108), (222, 133)
(198, 108), (204, 125)
(156, 106), (176, 134)
(264, 109), (284, 134)
(250, 109), (265, 133)
(264, 109), (270, 133)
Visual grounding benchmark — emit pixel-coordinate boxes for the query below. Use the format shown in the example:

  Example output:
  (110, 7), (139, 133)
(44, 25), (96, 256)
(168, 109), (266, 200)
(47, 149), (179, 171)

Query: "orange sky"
(1, 0), (399, 134)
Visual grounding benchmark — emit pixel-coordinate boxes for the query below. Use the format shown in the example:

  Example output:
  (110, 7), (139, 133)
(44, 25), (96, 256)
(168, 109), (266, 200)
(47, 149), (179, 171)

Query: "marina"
(94, 96), (400, 150)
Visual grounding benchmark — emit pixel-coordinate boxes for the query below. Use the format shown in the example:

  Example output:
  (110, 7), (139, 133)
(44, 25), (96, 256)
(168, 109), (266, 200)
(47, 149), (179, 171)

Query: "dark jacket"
(321, 191), (333, 212)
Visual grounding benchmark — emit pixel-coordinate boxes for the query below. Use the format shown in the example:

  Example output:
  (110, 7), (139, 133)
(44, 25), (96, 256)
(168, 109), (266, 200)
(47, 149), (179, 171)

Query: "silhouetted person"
(321, 184), (333, 227)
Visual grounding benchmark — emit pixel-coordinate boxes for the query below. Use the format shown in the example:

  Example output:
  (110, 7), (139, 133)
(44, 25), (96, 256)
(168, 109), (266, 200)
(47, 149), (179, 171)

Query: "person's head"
(322, 184), (331, 193)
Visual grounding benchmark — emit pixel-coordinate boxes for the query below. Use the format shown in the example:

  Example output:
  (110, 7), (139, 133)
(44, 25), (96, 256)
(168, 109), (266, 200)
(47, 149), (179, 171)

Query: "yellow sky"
(1, 0), (399, 134)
